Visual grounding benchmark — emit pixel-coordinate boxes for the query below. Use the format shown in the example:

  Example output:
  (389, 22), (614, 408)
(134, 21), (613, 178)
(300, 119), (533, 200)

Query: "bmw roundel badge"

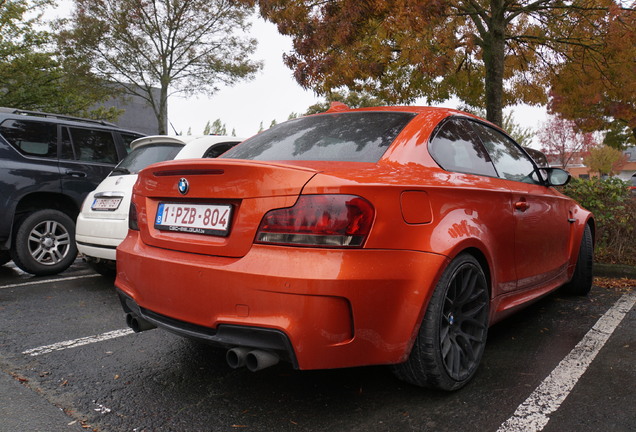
(177, 178), (189, 195)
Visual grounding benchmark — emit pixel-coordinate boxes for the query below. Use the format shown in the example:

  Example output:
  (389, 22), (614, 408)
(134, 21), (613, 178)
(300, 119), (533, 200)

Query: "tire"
(393, 254), (489, 391)
(0, 250), (10, 266)
(561, 224), (593, 296)
(10, 209), (78, 276)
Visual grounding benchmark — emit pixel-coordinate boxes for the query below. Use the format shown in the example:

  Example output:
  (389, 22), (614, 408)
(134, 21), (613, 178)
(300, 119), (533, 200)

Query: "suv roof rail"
(0, 107), (117, 127)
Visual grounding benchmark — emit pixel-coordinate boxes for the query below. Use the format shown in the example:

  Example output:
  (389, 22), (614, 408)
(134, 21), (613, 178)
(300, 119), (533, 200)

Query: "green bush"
(561, 177), (636, 265)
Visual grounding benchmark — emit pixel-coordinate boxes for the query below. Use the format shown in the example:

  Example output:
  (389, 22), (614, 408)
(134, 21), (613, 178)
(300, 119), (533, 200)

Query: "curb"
(594, 262), (636, 279)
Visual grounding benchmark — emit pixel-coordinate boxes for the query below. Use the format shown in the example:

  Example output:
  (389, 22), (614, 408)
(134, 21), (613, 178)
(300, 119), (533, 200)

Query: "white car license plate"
(91, 197), (122, 211)
(155, 203), (232, 235)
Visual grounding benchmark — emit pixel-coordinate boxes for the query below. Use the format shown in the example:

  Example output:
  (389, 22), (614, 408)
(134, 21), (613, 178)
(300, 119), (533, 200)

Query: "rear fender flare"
(400, 240), (494, 362)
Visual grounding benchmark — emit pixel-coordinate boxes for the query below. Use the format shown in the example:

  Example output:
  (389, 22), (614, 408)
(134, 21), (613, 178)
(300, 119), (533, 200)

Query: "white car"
(75, 135), (243, 275)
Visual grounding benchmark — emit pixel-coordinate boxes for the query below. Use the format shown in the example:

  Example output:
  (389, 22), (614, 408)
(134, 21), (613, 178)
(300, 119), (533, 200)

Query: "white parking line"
(23, 329), (134, 356)
(0, 274), (101, 290)
(497, 290), (636, 432)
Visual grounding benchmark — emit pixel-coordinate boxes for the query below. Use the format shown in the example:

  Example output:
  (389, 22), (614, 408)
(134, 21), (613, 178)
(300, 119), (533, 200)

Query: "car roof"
(0, 107), (142, 134)
(318, 104), (510, 143)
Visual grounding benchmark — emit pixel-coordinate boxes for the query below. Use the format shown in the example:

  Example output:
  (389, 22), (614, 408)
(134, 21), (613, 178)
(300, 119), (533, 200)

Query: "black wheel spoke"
(456, 334), (475, 362)
(448, 342), (461, 375)
(441, 331), (453, 358)
(462, 301), (487, 319)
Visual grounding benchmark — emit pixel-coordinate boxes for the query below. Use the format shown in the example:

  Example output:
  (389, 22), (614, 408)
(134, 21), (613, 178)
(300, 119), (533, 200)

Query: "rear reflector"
(256, 195), (374, 247)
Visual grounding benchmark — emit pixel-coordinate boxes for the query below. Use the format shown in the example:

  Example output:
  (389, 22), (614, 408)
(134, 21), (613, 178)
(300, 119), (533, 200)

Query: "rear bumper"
(115, 232), (448, 370)
(76, 241), (117, 261)
(75, 214), (128, 260)
(118, 290), (298, 366)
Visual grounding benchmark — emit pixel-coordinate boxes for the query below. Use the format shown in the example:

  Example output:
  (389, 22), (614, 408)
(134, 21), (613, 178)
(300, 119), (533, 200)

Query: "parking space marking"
(23, 328), (134, 356)
(0, 274), (101, 290)
(497, 290), (636, 432)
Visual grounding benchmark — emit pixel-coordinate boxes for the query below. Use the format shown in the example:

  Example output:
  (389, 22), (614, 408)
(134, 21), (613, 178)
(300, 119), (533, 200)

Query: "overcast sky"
(168, 17), (320, 138)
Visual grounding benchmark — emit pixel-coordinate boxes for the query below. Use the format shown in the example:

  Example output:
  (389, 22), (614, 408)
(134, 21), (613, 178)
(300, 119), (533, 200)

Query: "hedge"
(560, 177), (636, 265)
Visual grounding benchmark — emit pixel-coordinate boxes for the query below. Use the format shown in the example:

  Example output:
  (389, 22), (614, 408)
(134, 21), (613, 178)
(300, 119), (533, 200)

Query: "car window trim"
(428, 115), (500, 179)
(466, 119), (547, 186)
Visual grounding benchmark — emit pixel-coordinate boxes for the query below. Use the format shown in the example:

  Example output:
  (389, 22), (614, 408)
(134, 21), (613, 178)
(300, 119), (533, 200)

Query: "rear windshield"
(222, 112), (416, 163)
(110, 143), (183, 175)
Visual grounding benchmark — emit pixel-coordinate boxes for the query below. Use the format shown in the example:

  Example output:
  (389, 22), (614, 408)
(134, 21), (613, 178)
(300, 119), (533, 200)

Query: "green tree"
(247, 0), (621, 127)
(59, 0), (262, 134)
(0, 1), (51, 70)
(204, 119), (228, 135)
(584, 145), (627, 177)
(0, 0), (114, 117)
(602, 121), (636, 150)
(501, 112), (534, 148)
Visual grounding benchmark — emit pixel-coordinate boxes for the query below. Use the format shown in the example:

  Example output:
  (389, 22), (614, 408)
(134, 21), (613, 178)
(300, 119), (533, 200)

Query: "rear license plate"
(155, 203), (232, 236)
(91, 197), (122, 211)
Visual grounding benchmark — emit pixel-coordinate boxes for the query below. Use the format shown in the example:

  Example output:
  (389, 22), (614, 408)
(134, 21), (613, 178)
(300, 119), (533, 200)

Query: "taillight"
(256, 195), (374, 247)
(128, 202), (139, 230)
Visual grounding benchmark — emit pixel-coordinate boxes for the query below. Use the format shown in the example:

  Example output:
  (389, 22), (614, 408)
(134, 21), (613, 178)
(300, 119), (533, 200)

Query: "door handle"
(514, 201), (530, 212)
(65, 170), (87, 178)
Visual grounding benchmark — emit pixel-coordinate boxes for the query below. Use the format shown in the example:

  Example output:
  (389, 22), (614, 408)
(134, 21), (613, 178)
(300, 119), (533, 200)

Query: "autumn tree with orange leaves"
(549, 3), (636, 146)
(242, 0), (629, 128)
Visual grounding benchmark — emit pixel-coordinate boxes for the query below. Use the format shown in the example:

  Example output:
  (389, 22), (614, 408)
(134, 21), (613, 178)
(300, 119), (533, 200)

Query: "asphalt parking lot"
(1, 259), (634, 432)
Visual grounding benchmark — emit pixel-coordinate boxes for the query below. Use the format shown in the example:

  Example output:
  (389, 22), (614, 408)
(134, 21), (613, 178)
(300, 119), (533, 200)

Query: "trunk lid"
(132, 159), (319, 257)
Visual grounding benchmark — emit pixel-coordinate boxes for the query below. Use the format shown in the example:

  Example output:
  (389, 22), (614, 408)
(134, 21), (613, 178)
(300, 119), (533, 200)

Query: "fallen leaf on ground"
(594, 277), (636, 290)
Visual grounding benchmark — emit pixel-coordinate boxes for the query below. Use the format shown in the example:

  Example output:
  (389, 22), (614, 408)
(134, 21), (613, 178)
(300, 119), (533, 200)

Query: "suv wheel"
(11, 209), (78, 276)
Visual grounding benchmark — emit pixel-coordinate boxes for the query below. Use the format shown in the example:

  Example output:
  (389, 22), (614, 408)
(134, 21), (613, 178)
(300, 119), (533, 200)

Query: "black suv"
(0, 108), (144, 275)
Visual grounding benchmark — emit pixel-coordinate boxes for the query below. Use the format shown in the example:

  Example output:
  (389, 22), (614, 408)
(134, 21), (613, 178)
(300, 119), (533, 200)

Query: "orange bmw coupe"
(115, 105), (594, 391)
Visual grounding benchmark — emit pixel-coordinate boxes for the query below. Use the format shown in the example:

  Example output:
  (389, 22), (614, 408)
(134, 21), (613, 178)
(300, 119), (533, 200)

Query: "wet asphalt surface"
(0, 259), (634, 432)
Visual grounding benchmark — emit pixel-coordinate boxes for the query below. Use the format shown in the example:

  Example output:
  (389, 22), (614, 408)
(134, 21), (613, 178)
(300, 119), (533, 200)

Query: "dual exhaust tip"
(125, 313), (279, 372)
(126, 312), (156, 333)
(226, 347), (280, 372)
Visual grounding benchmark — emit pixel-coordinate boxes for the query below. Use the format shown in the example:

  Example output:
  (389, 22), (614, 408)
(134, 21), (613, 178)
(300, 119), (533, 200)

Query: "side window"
(60, 127), (75, 160)
(68, 128), (118, 164)
(0, 120), (58, 158)
(428, 118), (498, 177)
(474, 123), (540, 184)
